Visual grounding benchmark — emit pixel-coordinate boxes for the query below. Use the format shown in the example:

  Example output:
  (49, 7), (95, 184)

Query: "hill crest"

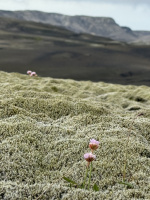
(0, 10), (150, 44)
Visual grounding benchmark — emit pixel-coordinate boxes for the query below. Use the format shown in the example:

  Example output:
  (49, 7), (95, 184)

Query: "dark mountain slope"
(0, 17), (150, 85)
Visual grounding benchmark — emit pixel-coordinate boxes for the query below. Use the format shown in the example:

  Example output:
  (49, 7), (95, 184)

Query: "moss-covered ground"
(0, 71), (150, 200)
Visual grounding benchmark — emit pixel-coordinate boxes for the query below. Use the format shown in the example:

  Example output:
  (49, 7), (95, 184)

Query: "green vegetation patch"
(0, 71), (150, 199)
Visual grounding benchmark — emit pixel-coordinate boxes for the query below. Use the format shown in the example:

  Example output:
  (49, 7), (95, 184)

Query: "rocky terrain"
(0, 71), (150, 199)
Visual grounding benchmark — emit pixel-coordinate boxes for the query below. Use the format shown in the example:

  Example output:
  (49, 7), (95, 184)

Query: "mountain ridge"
(0, 10), (150, 44)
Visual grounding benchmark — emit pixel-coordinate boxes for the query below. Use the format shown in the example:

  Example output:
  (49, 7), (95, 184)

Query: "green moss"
(0, 71), (150, 199)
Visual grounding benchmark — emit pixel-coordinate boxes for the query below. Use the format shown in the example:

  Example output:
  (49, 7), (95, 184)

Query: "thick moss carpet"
(0, 71), (150, 200)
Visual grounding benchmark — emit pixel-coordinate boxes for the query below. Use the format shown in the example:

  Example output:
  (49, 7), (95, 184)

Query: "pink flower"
(30, 72), (37, 77)
(89, 139), (99, 151)
(84, 153), (96, 163)
(27, 70), (32, 75)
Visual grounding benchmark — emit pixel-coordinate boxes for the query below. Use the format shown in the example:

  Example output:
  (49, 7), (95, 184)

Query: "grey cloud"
(55, 0), (150, 6)
(101, 0), (150, 5)
(12, 0), (150, 7)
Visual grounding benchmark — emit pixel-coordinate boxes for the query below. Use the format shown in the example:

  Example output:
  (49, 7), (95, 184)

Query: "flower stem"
(123, 159), (127, 182)
(123, 133), (129, 182)
(122, 113), (143, 182)
(88, 162), (92, 190)
(83, 164), (89, 189)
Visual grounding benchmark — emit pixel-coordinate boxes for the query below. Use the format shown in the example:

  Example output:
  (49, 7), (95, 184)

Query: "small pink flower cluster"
(84, 139), (99, 166)
(89, 139), (100, 152)
(27, 70), (37, 77)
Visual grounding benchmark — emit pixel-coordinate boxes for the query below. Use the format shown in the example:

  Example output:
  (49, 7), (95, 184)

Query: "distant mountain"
(0, 16), (150, 86)
(0, 10), (150, 44)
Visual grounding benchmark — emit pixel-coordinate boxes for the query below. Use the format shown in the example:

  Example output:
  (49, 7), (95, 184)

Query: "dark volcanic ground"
(0, 17), (150, 86)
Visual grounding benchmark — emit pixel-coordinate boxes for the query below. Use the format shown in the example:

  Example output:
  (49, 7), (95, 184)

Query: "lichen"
(0, 71), (150, 199)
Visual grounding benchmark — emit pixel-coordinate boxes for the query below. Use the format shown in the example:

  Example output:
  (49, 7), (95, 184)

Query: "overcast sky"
(0, 0), (150, 30)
